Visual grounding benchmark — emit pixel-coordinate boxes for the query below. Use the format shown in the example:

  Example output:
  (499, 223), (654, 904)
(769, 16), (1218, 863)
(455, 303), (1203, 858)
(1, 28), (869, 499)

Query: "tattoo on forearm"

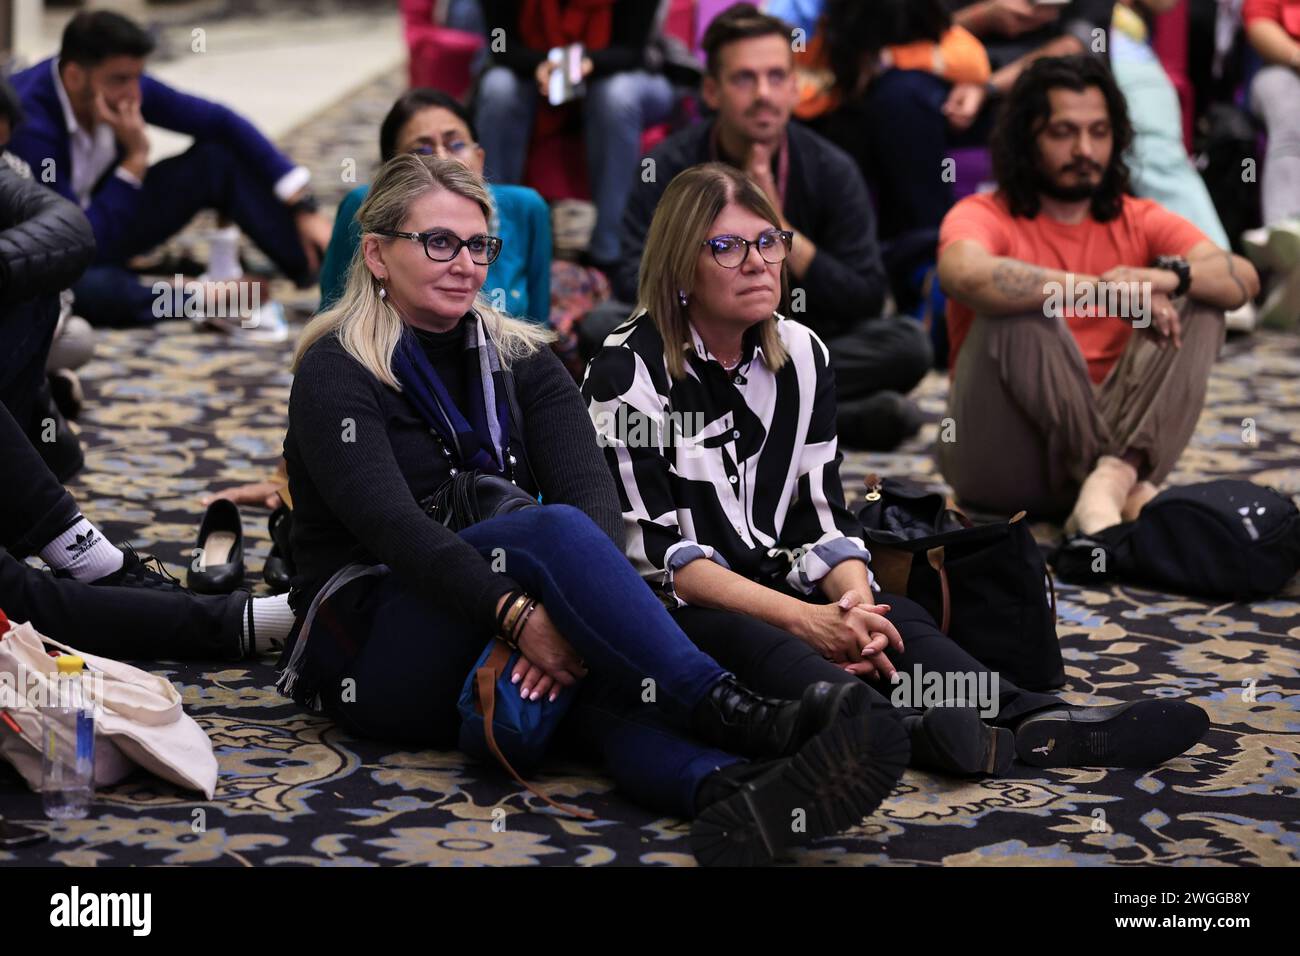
(991, 260), (1050, 301)
(1223, 252), (1250, 307)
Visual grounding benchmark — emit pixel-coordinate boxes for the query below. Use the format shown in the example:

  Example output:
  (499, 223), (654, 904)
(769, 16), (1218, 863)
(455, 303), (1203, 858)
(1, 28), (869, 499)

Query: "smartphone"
(546, 43), (586, 106)
(0, 817), (50, 848)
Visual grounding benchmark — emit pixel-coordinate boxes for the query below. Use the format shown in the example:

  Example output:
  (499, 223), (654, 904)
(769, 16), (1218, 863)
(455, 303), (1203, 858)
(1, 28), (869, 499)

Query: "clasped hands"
(796, 589), (905, 681)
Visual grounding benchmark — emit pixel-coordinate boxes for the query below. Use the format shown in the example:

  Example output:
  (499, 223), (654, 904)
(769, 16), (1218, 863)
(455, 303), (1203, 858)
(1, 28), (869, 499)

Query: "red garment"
(520, 0), (615, 52)
(939, 193), (1210, 384)
(519, 0), (617, 139)
(1243, 0), (1300, 40)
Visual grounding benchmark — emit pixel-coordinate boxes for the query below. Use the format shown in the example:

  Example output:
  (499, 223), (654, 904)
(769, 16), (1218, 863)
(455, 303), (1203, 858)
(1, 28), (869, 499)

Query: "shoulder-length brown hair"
(636, 162), (789, 380)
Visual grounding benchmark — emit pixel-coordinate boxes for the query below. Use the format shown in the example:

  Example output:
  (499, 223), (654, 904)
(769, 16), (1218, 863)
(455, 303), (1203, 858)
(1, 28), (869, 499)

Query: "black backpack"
(857, 476), (1065, 691)
(1053, 480), (1300, 599)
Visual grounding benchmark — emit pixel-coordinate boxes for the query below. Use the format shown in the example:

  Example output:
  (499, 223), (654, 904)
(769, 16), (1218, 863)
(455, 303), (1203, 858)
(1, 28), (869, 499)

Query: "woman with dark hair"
(280, 152), (910, 866)
(584, 161), (1211, 779)
(784, 0), (992, 247)
(319, 88), (551, 325)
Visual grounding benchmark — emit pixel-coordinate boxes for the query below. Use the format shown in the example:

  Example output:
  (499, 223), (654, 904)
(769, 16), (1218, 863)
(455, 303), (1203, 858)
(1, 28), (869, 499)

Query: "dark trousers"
(826, 315), (933, 406)
(73, 140), (311, 327)
(671, 594), (1061, 736)
(0, 398), (247, 660)
(812, 70), (995, 244)
(317, 504), (744, 818)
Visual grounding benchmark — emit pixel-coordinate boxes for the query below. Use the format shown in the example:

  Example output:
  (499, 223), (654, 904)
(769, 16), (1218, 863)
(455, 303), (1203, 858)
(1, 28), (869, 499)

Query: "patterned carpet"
(2, 317), (1297, 867)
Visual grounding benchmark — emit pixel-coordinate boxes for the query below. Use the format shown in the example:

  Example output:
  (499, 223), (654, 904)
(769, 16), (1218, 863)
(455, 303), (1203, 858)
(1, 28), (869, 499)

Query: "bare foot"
(1065, 456), (1138, 535)
(1120, 481), (1159, 524)
(203, 481), (282, 510)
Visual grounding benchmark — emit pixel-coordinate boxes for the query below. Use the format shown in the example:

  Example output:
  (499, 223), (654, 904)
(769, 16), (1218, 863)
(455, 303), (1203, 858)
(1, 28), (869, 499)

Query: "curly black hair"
(990, 54), (1133, 222)
(822, 0), (950, 97)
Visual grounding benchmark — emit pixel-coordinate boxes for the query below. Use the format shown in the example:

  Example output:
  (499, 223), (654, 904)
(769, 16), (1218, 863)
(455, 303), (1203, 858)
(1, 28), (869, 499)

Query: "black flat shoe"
(690, 709), (909, 867)
(904, 705), (1014, 777)
(262, 506), (293, 593)
(1014, 700), (1209, 768)
(187, 498), (245, 594)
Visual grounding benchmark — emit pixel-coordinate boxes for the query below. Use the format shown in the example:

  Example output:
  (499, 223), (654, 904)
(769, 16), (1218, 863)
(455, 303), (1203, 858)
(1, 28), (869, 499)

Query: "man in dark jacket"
(8, 10), (332, 328)
(590, 4), (932, 451)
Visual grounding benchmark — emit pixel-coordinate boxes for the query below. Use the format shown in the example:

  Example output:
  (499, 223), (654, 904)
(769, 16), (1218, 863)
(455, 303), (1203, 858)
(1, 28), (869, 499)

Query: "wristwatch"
(1154, 255), (1191, 298)
(289, 189), (320, 215)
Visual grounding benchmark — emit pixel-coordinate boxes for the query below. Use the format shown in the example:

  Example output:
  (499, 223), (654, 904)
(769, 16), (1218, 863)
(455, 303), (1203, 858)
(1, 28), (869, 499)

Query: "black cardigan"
(283, 330), (625, 637)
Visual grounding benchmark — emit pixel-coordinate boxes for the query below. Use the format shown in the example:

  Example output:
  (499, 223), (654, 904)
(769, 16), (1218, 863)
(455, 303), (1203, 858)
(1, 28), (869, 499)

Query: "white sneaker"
(1241, 226), (1272, 268)
(207, 300), (290, 344)
(1224, 299), (1257, 333)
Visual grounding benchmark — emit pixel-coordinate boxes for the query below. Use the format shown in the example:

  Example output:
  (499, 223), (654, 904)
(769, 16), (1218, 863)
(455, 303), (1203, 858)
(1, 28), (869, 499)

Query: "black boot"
(1013, 700), (1209, 768)
(690, 708), (910, 866)
(691, 676), (867, 759)
(901, 705), (1014, 777)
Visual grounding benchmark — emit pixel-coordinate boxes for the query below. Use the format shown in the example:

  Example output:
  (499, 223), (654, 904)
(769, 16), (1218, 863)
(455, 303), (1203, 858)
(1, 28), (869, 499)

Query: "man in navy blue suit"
(8, 10), (333, 328)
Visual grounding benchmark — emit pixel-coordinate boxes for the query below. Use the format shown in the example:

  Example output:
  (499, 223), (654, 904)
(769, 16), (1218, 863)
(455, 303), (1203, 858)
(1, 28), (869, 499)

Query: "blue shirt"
(318, 181), (552, 324)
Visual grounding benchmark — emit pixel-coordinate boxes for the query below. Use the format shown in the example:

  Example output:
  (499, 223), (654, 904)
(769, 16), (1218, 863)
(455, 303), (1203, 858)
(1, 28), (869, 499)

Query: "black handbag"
(857, 475), (1065, 691)
(418, 363), (539, 533)
(1053, 479), (1300, 599)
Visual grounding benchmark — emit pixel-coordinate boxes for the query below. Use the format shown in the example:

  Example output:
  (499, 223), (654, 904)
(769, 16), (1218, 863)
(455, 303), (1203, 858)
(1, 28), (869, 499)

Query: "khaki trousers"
(938, 301), (1225, 519)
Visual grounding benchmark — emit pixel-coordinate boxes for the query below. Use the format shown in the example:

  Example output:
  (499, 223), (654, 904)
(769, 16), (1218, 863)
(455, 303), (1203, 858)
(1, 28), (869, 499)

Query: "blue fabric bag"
(456, 639), (591, 817)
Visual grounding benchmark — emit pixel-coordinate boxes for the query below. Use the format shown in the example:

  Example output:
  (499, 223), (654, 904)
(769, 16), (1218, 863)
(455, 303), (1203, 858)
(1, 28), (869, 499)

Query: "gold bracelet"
(499, 594), (531, 644)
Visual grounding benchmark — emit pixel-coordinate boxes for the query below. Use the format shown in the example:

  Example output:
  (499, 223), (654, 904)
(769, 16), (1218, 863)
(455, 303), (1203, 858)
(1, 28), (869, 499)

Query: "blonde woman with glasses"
(276, 153), (909, 866)
(583, 162), (1209, 778)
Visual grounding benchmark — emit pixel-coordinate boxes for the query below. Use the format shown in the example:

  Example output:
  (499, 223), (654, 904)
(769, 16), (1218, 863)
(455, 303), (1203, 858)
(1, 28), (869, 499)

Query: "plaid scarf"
(392, 312), (511, 475)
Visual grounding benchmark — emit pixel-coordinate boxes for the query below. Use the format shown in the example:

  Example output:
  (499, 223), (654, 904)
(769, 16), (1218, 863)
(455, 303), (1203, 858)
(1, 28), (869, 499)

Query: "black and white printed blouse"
(581, 311), (874, 605)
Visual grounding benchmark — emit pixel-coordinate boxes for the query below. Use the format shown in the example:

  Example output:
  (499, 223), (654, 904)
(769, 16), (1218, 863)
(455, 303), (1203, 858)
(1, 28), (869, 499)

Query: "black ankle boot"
(901, 705), (1014, 777)
(690, 708), (910, 866)
(691, 677), (867, 759)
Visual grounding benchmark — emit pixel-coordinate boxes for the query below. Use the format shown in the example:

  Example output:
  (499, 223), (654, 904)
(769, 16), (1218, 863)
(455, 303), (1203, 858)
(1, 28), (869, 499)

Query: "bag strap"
(926, 546), (951, 634)
(499, 362), (538, 490)
(475, 642), (595, 820)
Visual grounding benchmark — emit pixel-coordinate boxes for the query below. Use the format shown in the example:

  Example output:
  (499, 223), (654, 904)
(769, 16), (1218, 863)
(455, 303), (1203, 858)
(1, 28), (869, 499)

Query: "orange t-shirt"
(938, 192), (1210, 383)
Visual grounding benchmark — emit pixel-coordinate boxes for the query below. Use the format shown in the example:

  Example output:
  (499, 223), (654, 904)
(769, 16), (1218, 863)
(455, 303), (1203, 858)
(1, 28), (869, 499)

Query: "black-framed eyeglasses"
(409, 139), (475, 159)
(375, 228), (502, 265)
(702, 229), (793, 269)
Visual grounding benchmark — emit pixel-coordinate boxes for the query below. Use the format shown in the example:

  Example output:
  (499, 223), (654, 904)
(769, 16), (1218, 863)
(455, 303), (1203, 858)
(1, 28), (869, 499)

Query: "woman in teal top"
(319, 89), (552, 325)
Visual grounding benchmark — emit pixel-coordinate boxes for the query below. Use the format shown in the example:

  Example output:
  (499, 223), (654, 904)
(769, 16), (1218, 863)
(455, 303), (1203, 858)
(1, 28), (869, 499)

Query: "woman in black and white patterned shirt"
(583, 162), (1209, 776)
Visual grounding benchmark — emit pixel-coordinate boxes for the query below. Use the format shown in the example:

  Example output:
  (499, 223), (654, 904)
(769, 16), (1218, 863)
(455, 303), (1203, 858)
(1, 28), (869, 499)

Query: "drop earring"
(678, 289), (688, 308)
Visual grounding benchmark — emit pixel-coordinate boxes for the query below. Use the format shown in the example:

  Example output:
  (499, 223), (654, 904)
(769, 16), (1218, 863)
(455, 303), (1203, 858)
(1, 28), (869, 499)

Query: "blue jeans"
(474, 65), (675, 262)
(73, 140), (311, 327)
(318, 504), (739, 816)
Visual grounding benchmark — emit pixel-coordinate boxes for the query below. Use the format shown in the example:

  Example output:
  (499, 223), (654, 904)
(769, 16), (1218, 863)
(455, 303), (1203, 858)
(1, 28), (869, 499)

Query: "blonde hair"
(293, 153), (554, 389)
(635, 162), (788, 379)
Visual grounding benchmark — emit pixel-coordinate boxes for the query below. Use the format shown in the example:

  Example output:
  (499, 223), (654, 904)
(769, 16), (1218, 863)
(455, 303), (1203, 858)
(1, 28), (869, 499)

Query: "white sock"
(40, 516), (124, 581)
(244, 593), (296, 654)
(206, 225), (243, 282)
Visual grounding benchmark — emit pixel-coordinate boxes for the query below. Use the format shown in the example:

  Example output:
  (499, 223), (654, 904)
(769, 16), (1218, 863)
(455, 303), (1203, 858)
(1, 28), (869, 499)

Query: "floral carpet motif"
(3, 320), (1297, 867)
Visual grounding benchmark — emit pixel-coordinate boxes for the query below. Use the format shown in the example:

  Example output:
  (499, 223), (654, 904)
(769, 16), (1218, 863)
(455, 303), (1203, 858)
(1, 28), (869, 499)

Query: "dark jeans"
(0, 399), (248, 659)
(811, 70), (995, 243)
(671, 594), (1061, 736)
(73, 140), (311, 327)
(318, 504), (742, 817)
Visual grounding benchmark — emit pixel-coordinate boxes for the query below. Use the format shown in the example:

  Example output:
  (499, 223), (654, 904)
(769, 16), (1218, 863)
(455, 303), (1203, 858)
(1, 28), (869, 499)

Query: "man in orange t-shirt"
(936, 55), (1258, 533)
